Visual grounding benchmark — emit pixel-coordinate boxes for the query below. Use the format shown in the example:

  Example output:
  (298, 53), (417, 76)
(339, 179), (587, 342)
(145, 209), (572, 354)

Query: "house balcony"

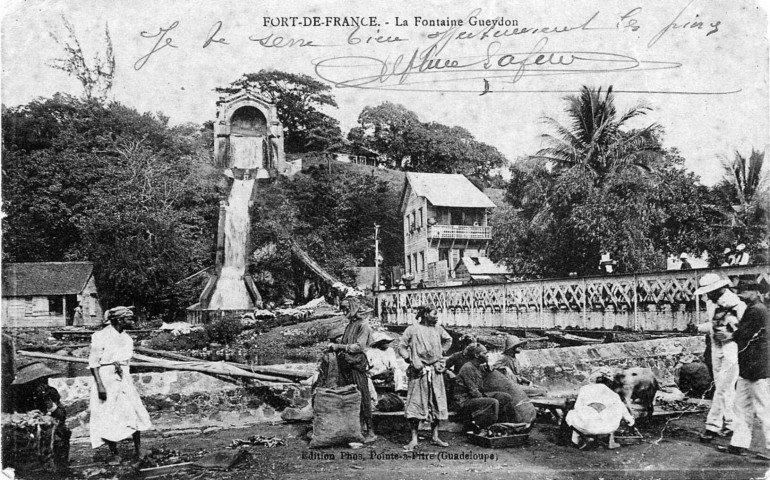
(427, 224), (492, 240)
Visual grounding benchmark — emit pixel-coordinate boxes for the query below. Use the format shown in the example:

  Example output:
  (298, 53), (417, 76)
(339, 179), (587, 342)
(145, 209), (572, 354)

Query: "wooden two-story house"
(399, 173), (501, 286)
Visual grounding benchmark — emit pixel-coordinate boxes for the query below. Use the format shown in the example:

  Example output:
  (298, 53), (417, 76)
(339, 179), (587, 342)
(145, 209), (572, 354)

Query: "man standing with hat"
(715, 280), (770, 456)
(679, 253), (692, 270)
(329, 296), (376, 443)
(694, 274), (746, 442)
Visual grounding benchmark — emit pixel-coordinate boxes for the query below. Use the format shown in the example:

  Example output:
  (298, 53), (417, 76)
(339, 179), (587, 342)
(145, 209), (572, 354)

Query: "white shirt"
(566, 383), (634, 435)
(88, 325), (134, 368)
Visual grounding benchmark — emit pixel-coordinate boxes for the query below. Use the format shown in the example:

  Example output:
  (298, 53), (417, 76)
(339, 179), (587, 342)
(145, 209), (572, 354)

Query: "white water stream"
(207, 136), (263, 310)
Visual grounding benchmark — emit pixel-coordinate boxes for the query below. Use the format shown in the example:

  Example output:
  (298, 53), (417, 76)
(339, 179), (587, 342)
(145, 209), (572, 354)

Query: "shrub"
(147, 330), (210, 351)
(204, 317), (243, 345)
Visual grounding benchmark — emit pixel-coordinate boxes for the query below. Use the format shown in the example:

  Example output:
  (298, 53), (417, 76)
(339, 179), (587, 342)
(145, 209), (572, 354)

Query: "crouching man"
(565, 367), (635, 449)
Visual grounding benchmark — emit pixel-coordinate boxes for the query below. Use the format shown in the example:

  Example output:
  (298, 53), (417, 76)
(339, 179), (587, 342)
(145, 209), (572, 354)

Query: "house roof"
(2, 262), (94, 297)
(401, 173), (497, 211)
(457, 256), (512, 275)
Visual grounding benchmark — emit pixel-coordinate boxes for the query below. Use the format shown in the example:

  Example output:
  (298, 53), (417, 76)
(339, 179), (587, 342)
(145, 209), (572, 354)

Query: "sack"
(310, 385), (365, 448)
(376, 392), (405, 412)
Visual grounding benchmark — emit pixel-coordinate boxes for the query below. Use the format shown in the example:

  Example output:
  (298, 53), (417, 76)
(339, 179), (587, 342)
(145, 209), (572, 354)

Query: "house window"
(48, 296), (63, 315)
(407, 256), (412, 273)
(413, 254), (418, 273)
(420, 251), (425, 271)
(419, 208), (424, 228)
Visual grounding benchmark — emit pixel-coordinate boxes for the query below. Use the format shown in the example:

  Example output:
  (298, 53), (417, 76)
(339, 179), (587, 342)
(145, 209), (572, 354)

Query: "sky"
(2, 0), (769, 185)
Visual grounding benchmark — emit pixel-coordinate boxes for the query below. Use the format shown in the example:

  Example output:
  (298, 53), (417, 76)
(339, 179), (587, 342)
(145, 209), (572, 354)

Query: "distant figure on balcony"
(599, 253), (617, 274)
(416, 279), (425, 289)
(732, 244), (750, 266)
(679, 253), (692, 270)
(754, 242), (769, 265)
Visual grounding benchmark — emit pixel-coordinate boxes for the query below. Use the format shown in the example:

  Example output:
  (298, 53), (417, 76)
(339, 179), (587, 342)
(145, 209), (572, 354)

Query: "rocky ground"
(9, 410), (770, 480)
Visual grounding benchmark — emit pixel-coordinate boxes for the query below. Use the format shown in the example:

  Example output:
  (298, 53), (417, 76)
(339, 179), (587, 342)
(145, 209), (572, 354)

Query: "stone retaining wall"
(52, 371), (312, 443)
(517, 336), (706, 394)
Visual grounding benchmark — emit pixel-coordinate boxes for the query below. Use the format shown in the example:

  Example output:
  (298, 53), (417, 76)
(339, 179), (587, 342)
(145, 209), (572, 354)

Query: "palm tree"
(535, 86), (662, 181)
(716, 149), (769, 240)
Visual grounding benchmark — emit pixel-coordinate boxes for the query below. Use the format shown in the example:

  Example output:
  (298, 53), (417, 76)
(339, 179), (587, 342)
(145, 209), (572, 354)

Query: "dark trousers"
(339, 367), (373, 432)
(461, 392), (514, 428)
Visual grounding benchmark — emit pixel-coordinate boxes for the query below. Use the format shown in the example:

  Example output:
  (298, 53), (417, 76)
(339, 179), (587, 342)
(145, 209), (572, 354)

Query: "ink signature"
(314, 37), (682, 91)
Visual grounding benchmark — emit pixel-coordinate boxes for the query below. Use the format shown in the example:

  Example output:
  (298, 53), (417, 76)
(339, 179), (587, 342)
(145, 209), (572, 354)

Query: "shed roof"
(457, 256), (512, 275)
(2, 262), (94, 297)
(402, 173), (496, 210)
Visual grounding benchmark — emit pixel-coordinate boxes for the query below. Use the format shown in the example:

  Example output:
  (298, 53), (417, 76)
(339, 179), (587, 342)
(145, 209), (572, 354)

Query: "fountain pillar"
(189, 92), (285, 322)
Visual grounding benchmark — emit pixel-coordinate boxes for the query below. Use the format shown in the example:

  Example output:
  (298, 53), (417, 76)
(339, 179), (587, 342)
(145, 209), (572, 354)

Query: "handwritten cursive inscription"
(315, 36), (682, 91)
(203, 21), (229, 48)
(134, 21), (179, 70)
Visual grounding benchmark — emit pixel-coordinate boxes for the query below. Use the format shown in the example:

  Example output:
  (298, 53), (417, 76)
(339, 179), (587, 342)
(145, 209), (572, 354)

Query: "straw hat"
(680, 253), (689, 259)
(693, 273), (731, 296)
(12, 362), (61, 385)
(736, 243), (746, 252)
(503, 335), (528, 354)
(371, 331), (394, 345)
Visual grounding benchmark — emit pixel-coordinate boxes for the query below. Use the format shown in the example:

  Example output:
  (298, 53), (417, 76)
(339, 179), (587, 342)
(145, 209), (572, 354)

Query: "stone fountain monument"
(187, 92), (288, 323)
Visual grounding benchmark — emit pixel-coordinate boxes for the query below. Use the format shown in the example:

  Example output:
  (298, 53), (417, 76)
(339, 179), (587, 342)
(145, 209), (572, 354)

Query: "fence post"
(582, 277), (588, 328)
(539, 281), (544, 330)
(633, 274), (639, 331)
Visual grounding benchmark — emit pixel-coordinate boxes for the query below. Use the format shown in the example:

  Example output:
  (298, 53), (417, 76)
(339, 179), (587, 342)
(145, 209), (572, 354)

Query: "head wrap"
(465, 344), (488, 359)
(104, 306), (134, 325)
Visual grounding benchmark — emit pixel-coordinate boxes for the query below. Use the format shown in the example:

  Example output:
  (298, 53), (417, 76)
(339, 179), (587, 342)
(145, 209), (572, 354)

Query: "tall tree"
(49, 17), (115, 102)
(714, 149), (769, 244)
(535, 86), (662, 182)
(352, 102), (419, 168)
(215, 70), (343, 153)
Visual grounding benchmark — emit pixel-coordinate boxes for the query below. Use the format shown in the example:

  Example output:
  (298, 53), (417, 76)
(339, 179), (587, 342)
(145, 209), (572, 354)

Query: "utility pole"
(374, 224), (381, 291)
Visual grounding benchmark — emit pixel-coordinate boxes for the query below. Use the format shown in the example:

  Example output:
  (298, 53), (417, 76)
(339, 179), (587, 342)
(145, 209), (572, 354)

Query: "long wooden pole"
(16, 351), (291, 384)
(134, 346), (312, 380)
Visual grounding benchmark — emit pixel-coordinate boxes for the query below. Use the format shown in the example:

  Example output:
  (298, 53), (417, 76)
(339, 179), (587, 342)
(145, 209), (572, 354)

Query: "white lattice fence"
(376, 265), (770, 331)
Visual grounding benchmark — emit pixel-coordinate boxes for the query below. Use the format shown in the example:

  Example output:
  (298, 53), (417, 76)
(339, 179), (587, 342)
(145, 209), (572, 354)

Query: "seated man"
(454, 345), (517, 430)
(366, 331), (408, 401)
(11, 362), (71, 471)
(493, 335), (547, 397)
(565, 367), (635, 449)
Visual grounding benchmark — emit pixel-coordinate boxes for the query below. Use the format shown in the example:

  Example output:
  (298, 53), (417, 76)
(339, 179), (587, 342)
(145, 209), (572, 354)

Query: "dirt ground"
(11, 410), (770, 480)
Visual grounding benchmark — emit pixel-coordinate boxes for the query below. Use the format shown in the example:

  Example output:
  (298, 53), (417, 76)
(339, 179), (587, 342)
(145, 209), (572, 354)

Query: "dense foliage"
(348, 101), (508, 181)
(2, 94), (220, 314)
(216, 70), (344, 153)
(249, 164), (403, 303)
(489, 87), (764, 277)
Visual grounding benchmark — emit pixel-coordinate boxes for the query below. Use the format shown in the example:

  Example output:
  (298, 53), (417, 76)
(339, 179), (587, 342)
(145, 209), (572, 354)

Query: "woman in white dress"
(88, 306), (153, 464)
